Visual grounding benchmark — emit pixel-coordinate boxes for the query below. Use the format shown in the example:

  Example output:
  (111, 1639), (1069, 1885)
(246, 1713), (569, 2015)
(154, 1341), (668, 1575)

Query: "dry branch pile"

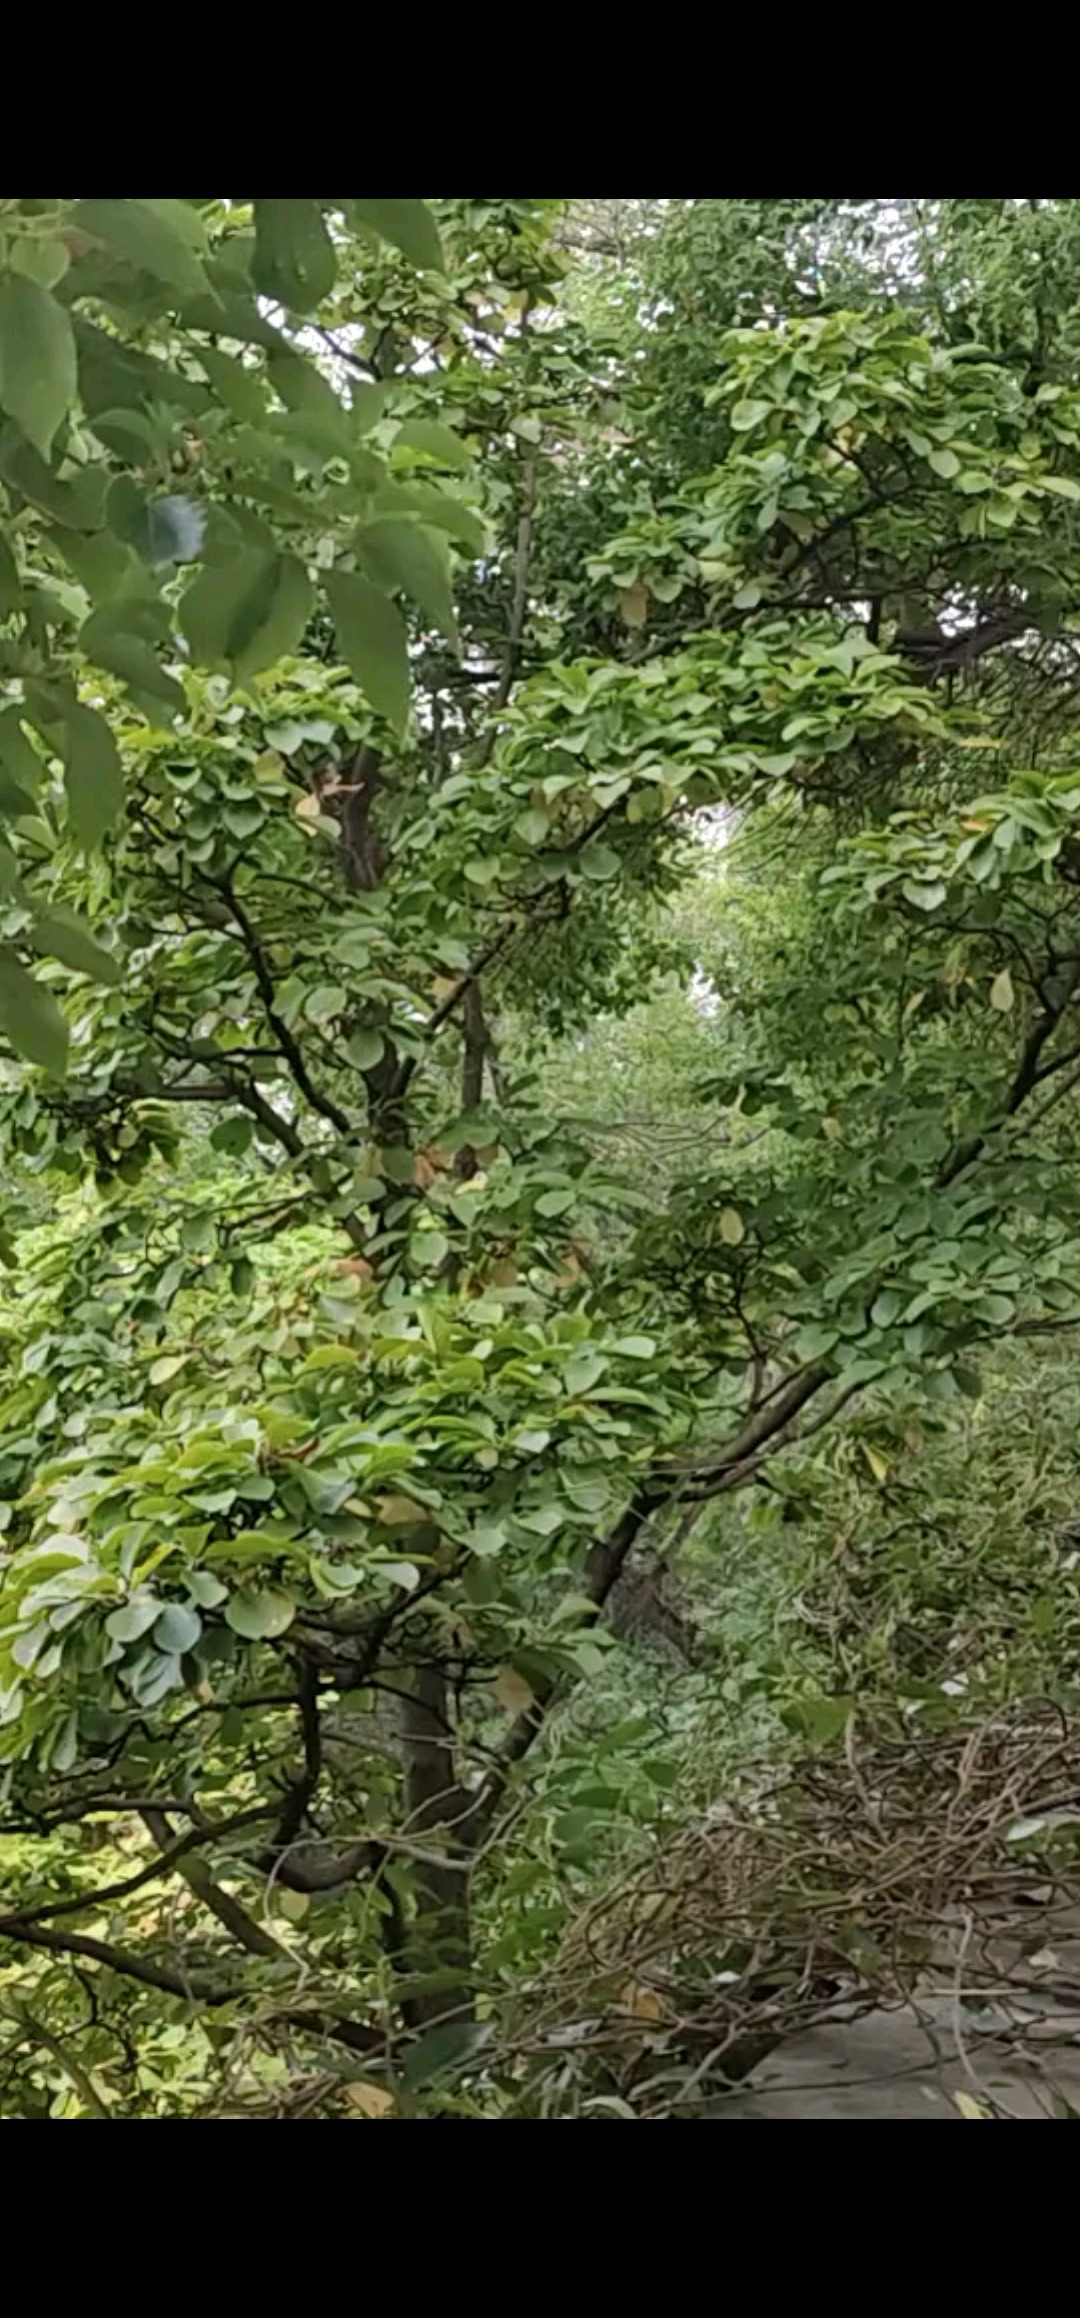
(505, 1704), (1080, 2115)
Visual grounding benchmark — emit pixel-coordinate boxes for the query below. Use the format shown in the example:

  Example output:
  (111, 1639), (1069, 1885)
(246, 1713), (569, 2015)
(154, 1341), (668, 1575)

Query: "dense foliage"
(4, 197), (1080, 2117)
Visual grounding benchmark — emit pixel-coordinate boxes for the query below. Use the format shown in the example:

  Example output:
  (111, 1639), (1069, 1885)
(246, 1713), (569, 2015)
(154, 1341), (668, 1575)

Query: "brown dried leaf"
(344, 2081), (395, 2118)
(495, 1665), (535, 1715)
(619, 1980), (665, 2022)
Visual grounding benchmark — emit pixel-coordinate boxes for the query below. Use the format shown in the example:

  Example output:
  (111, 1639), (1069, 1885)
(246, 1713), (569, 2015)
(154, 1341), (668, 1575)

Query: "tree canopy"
(3, 198), (1080, 2116)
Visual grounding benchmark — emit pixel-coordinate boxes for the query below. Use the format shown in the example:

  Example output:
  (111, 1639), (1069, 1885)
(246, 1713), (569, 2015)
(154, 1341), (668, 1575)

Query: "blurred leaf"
(181, 551), (313, 678)
(73, 199), (211, 297)
(62, 703), (123, 847)
(0, 949), (68, 1075)
(325, 569), (411, 734)
(253, 200), (335, 313)
(31, 908), (121, 986)
(349, 200), (444, 272)
(0, 274), (77, 458)
(358, 519), (459, 647)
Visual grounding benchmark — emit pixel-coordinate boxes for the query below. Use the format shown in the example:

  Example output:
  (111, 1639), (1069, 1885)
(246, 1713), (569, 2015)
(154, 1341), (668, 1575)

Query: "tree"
(4, 198), (1080, 2116)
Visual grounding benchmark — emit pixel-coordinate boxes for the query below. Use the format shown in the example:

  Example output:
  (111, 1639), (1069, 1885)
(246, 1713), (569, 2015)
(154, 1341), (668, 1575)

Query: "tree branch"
(139, 1810), (288, 1962)
(0, 1805), (277, 1933)
(213, 874), (355, 1139)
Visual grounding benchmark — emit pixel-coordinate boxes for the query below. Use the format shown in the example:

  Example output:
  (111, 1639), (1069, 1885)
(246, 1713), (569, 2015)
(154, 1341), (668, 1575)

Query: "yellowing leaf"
(619, 1980), (665, 2022)
(619, 583), (649, 628)
(954, 2091), (989, 2119)
(276, 1887), (309, 1923)
(718, 1206), (745, 1245)
(821, 1115), (843, 1141)
(373, 1493), (430, 1527)
(989, 968), (1015, 1012)
(495, 1665), (535, 1715)
(344, 2080), (396, 2117)
(862, 1443), (890, 1484)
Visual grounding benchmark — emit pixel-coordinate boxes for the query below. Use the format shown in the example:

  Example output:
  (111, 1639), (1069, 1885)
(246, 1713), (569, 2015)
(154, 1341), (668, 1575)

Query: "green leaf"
(0, 531), (22, 613)
(730, 399), (769, 432)
(401, 2020), (491, 2090)
(186, 1572), (228, 1609)
(514, 807), (549, 846)
(252, 200), (336, 314)
(0, 949), (68, 1075)
(0, 429), (107, 529)
(564, 1352), (607, 1395)
(927, 446), (961, 479)
(31, 908), (121, 986)
(578, 840), (619, 880)
(871, 1288), (902, 1328)
(104, 1597), (161, 1644)
(394, 485), (486, 556)
(199, 346), (267, 424)
(225, 1589), (297, 1640)
(418, 1230), (449, 1269)
(72, 199), (211, 299)
(80, 626), (185, 719)
(268, 348), (355, 436)
(536, 1188), (575, 1217)
(393, 418), (471, 471)
(467, 1524), (507, 1559)
(62, 704), (124, 848)
(154, 1602), (202, 1655)
(349, 200), (444, 273)
(210, 1114), (255, 1156)
(357, 519), (458, 646)
(10, 238), (69, 290)
(345, 1026), (385, 1069)
(181, 551), (314, 679)
(325, 569), (411, 734)
(1040, 473), (1080, 500)
(782, 1693), (856, 1744)
(0, 764), (34, 821)
(130, 1652), (185, 1706)
(0, 710), (40, 795)
(0, 273), (77, 459)
(971, 1291), (1016, 1326)
(902, 878), (947, 911)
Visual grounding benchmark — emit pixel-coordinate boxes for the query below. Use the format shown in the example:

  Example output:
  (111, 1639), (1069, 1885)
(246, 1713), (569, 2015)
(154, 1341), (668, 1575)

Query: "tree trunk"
(399, 1663), (475, 2028)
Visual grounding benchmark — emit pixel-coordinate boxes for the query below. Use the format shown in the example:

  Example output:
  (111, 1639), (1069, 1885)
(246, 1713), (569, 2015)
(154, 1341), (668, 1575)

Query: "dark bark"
(398, 1664), (474, 2028)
